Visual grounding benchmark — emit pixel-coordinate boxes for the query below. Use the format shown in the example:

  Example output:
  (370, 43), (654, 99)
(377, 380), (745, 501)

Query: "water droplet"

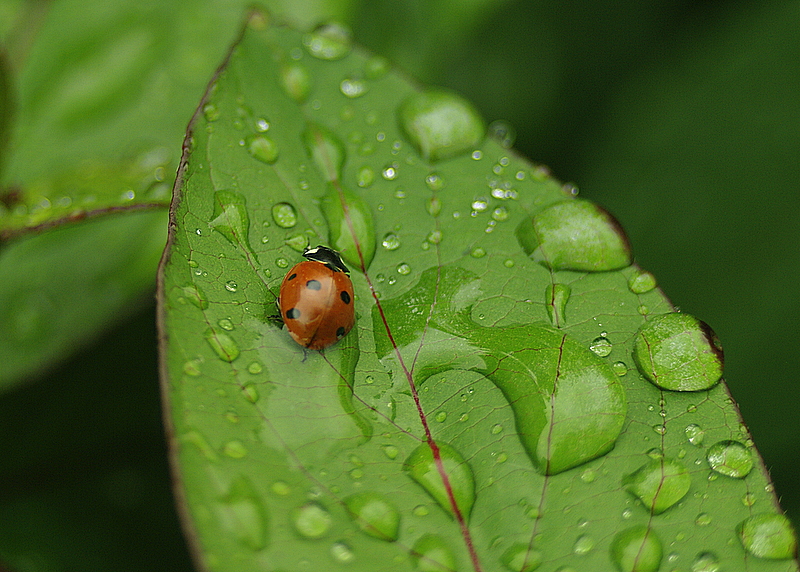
(685, 424), (705, 446)
(706, 440), (752, 478)
(695, 512), (712, 526)
(435, 411), (447, 423)
(612, 361), (628, 376)
(204, 328), (239, 362)
(426, 229), (443, 245)
(217, 318), (235, 331)
(355, 165), (375, 188)
(275, 257), (289, 269)
(589, 336), (613, 357)
(181, 285), (209, 310)
(742, 492), (756, 507)
(285, 233), (309, 252)
(321, 183), (376, 269)
(426, 197), (442, 217)
(183, 358), (202, 376)
(488, 120), (516, 149)
(623, 457), (690, 514)
(425, 172), (444, 191)
(381, 164), (398, 180)
(491, 423), (504, 435)
(573, 534), (595, 555)
(691, 552), (720, 572)
(382, 232), (401, 250)
(633, 312), (724, 391)
(303, 22), (352, 60)
(344, 491), (400, 541)
(246, 134), (279, 164)
(492, 206), (510, 222)
(398, 90), (485, 162)
(501, 543), (542, 572)
(302, 122), (347, 182)
(411, 534), (456, 572)
(397, 262), (411, 275)
(328, 541), (355, 563)
(270, 202), (297, 229)
(545, 283), (571, 327)
(218, 477), (268, 550)
(340, 76), (367, 98)
(515, 199), (632, 271)
(279, 62), (312, 103)
(364, 54), (389, 79)
(210, 190), (254, 253)
(292, 502), (332, 539)
(610, 526), (662, 572)
(224, 280), (238, 292)
(628, 269), (657, 294)
(203, 103), (220, 122)
(271, 481), (290, 496)
(241, 384), (259, 403)
(737, 513), (797, 559)
(470, 247), (486, 258)
(471, 198), (489, 212)
(382, 444), (399, 459)
(403, 441), (474, 521)
(580, 467), (597, 483)
(223, 440), (247, 458)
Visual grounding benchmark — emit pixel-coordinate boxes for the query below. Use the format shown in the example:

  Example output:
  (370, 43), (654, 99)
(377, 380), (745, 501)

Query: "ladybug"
(278, 245), (355, 350)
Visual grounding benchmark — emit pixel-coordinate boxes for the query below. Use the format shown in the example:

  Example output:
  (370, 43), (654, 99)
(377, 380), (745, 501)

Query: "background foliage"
(0, 0), (797, 570)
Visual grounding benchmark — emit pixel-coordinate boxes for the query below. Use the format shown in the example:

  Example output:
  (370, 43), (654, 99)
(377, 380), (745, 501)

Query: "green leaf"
(159, 11), (799, 572)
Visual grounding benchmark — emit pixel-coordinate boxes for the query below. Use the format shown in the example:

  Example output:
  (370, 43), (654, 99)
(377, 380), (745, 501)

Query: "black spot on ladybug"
(287, 273), (297, 281)
(306, 279), (322, 290)
(336, 326), (346, 338)
(340, 291), (351, 304)
(286, 308), (301, 319)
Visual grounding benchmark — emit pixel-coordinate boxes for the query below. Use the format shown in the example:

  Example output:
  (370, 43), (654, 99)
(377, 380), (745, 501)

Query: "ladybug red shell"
(278, 246), (355, 350)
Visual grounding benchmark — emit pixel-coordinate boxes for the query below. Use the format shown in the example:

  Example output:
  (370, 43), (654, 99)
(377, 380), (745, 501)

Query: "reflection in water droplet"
(425, 172), (444, 191)
(246, 134), (279, 164)
(623, 457), (690, 514)
(573, 534), (595, 555)
(411, 534), (456, 572)
(610, 526), (662, 572)
(737, 513), (797, 560)
(204, 328), (239, 362)
(685, 424), (705, 446)
(403, 441), (474, 521)
(398, 90), (485, 162)
(633, 312), (724, 391)
(492, 206), (510, 222)
(515, 199), (631, 271)
(706, 440), (752, 478)
(628, 269), (657, 294)
(589, 336), (613, 357)
(292, 502), (332, 539)
(225, 280), (238, 292)
(218, 318), (234, 331)
(471, 198), (489, 212)
(382, 232), (401, 250)
(501, 543), (542, 572)
(691, 552), (720, 572)
(545, 283), (571, 327)
(219, 477), (269, 550)
(344, 491), (400, 541)
(303, 22), (352, 60)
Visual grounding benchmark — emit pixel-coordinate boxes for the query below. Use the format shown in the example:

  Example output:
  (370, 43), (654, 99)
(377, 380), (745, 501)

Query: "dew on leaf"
(470, 247), (486, 258)
(425, 172), (444, 190)
(246, 134), (279, 164)
(218, 476), (268, 550)
(573, 534), (595, 555)
(691, 552), (720, 572)
(488, 119), (516, 149)
(217, 318), (234, 331)
(545, 283), (571, 327)
(515, 199), (632, 271)
(183, 358), (202, 377)
(275, 257), (289, 269)
(589, 335), (613, 357)
(225, 280), (238, 292)
(403, 441), (474, 521)
(330, 541), (355, 563)
(628, 269), (657, 294)
(204, 328), (239, 362)
(285, 233), (308, 252)
(320, 183), (376, 270)
(706, 440), (752, 478)
(210, 190), (254, 253)
(501, 543), (542, 572)
(426, 230), (443, 244)
(623, 457), (690, 514)
(695, 512), (712, 526)
(398, 89), (485, 162)
(397, 262), (411, 275)
(737, 513), (797, 559)
(492, 206), (510, 222)
(303, 22), (352, 60)
(685, 423), (705, 446)
(241, 384), (259, 403)
(426, 197), (442, 217)
(435, 411), (447, 423)
(632, 312), (724, 391)
(181, 284), (209, 310)
(580, 467), (597, 483)
(269, 481), (289, 496)
(364, 54), (389, 79)
(411, 534), (456, 572)
(471, 198), (489, 212)
(612, 361), (628, 376)
(344, 491), (400, 541)
(382, 232), (401, 250)
(340, 76), (367, 98)
(356, 165), (375, 187)
(382, 165), (398, 180)
(610, 525), (662, 572)
(223, 440), (248, 459)
(203, 102), (219, 122)
(302, 122), (347, 182)
(382, 444), (399, 460)
(292, 502), (332, 539)
(742, 492), (756, 507)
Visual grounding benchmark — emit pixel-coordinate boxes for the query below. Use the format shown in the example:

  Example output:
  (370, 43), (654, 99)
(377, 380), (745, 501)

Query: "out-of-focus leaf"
(159, 11), (798, 572)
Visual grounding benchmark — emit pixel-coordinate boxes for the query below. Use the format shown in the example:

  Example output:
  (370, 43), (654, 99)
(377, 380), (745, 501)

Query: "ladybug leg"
(267, 297), (284, 326)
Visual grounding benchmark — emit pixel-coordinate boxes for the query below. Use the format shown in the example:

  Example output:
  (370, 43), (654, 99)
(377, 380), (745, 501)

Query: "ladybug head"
(303, 245), (350, 274)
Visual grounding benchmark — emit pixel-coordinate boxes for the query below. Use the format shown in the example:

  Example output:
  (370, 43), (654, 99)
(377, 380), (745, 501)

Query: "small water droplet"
(183, 358), (202, 376)
(241, 384), (259, 403)
(470, 247), (486, 258)
(382, 445), (399, 460)
(471, 198), (489, 212)
(612, 361), (628, 376)
(204, 328), (239, 362)
(292, 502), (332, 538)
(491, 423), (504, 435)
(382, 232), (401, 250)
(695, 512), (712, 526)
(742, 492), (756, 507)
(628, 269), (657, 294)
(580, 467), (597, 483)
(285, 233), (308, 252)
(271, 202), (297, 229)
(203, 103), (220, 122)
(223, 440), (248, 458)
(364, 54), (389, 79)
(247, 361), (262, 374)
(426, 197), (442, 217)
(737, 513), (797, 559)
(501, 543), (543, 572)
(218, 477), (268, 550)
(492, 206), (510, 222)
(275, 257), (289, 269)
(224, 280), (238, 292)
(217, 318), (235, 331)
(425, 172), (444, 191)
(330, 541), (355, 563)
(573, 534), (595, 555)
(303, 22), (352, 60)
(426, 229), (442, 245)
(610, 526), (662, 572)
(589, 336), (613, 357)
(344, 492), (400, 541)
(706, 440), (752, 478)
(356, 165), (375, 187)
(623, 457), (690, 514)
(435, 411), (447, 423)
(382, 164), (398, 180)
(488, 120), (516, 149)
(691, 552), (720, 572)
(397, 262), (411, 275)
(545, 283), (571, 327)
(246, 134), (279, 164)
(340, 76), (367, 98)
(685, 423), (705, 446)
(271, 481), (290, 496)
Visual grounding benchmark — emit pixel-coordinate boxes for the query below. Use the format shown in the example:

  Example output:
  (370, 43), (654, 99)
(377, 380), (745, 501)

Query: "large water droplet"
(623, 457), (690, 514)
(411, 534), (456, 572)
(320, 183), (376, 270)
(246, 134), (279, 164)
(271, 202), (297, 228)
(204, 328), (240, 362)
(685, 423), (705, 446)
(691, 552), (720, 572)
(589, 335), (613, 357)
(610, 526), (662, 572)
(501, 543), (542, 572)
(737, 513), (797, 560)
(633, 312), (724, 391)
(628, 269), (657, 294)
(573, 534), (595, 555)
(403, 441), (474, 521)
(340, 76), (367, 98)
(303, 122), (347, 182)
(292, 502), (332, 539)
(343, 491), (400, 541)
(706, 440), (752, 478)
(210, 190), (253, 253)
(397, 90), (485, 162)
(544, 283), (570, 327)
(515, 199), (632, 271)
(303, 22), (352, 60)
(281, 62), (311, 103)
(181, 284), (209, 310)
(356, 165), (375, 188)
(218, 476), (268, 550)
(488, 120), (516, 149)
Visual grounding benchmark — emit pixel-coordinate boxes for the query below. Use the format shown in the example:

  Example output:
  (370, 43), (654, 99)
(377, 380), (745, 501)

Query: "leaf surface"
(158, 12), (799, 572)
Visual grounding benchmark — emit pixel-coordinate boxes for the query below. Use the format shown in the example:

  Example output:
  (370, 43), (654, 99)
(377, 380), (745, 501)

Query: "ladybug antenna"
(303, 245), (350, 274)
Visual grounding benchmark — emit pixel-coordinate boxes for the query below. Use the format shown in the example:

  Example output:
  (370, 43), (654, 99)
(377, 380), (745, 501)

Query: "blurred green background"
(1, 0), (797, 570)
